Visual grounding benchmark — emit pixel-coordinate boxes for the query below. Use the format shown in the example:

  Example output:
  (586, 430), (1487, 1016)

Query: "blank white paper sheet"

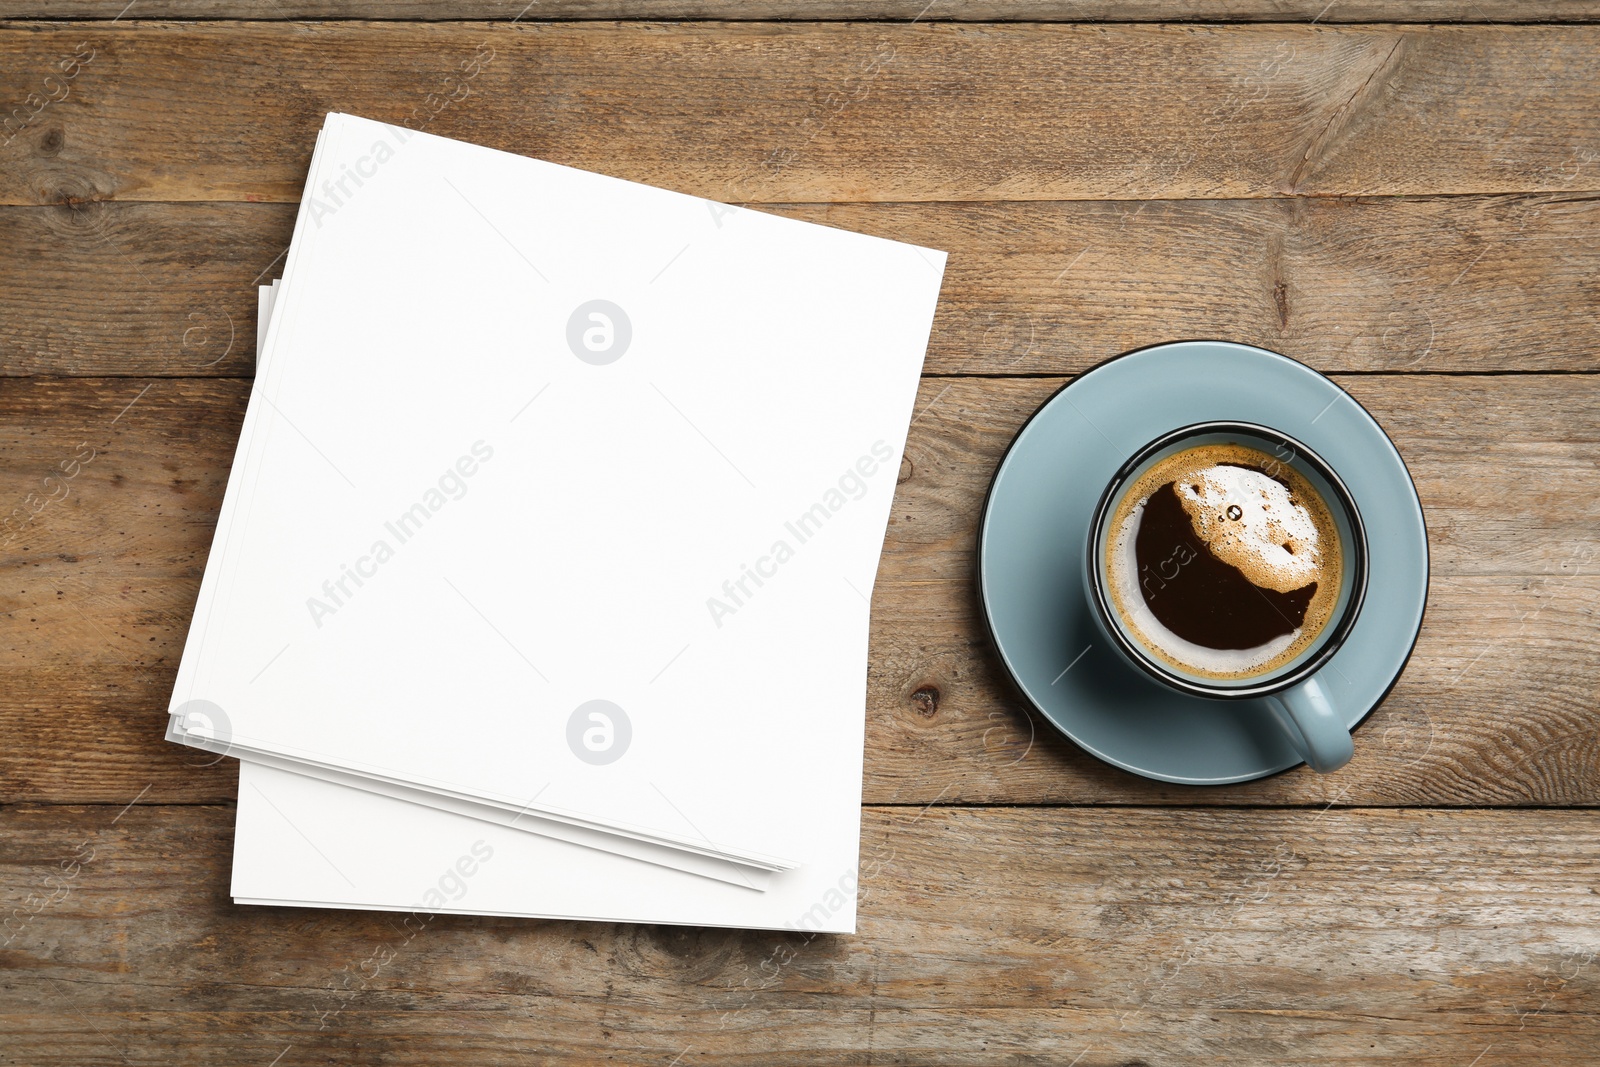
(174, 114), (946, 931)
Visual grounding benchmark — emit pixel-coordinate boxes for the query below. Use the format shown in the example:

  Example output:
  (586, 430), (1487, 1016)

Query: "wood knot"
(627, 925), (742, 983)
(37, 125), (64, 156)
(53, 191), (101, 209)
(897, 454), (913, 484)
(42, 172), (112, 213)
(910, 685), (940, 717)
(45, 184), (112, 226)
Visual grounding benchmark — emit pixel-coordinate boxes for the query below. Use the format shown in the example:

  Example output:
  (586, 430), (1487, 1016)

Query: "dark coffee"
(1104, 443), (1342, 679)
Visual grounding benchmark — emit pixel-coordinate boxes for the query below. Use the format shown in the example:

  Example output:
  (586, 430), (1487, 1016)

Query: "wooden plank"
(0, 202), (270, 377)
(4, 1), (1600, 22)
(6, 194), (1600, 377)
(3, 23), (1600, 206)
(3, 375), (1596, 806)
(1, 804), (1597, 1064)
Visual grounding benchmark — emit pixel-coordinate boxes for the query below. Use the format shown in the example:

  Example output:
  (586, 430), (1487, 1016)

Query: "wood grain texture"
(2, 804), (1598, 1064)
(3, 375), (1596, 807)
(5, 1), (1600, 21)
(2, 9), (1597, 1065)
(3, 23), (1600, 206)
(6, 193), (1600, 377)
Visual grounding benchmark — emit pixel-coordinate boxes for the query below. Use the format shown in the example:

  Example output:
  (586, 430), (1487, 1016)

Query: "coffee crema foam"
(1105, 443), (1343, 680)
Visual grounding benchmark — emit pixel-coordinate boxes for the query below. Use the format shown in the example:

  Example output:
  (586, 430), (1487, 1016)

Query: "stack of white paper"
(169, 113), (945, 932)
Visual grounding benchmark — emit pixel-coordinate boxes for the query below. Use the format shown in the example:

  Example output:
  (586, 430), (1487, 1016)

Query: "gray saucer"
(976, 341), (1429, 785)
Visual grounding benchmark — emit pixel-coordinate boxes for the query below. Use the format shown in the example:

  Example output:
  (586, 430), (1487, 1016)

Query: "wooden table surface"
(3, 3), (1599, 1064)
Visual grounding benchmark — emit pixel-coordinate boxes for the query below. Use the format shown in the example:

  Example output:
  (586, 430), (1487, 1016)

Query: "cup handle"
(1264, 675), (1354, 773)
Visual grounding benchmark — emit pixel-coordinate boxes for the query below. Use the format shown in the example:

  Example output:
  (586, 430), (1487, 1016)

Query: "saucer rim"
(974, 338), (1431, 786)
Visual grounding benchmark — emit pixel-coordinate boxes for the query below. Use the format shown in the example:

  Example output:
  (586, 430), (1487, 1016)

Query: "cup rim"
(1085, 419), (1370, 700)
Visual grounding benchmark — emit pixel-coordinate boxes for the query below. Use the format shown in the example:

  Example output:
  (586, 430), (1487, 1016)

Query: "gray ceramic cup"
(1085, 421), (1369, 773)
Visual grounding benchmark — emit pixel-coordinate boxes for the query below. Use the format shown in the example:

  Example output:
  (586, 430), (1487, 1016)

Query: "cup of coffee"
(1085, 421), (1369, 772)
